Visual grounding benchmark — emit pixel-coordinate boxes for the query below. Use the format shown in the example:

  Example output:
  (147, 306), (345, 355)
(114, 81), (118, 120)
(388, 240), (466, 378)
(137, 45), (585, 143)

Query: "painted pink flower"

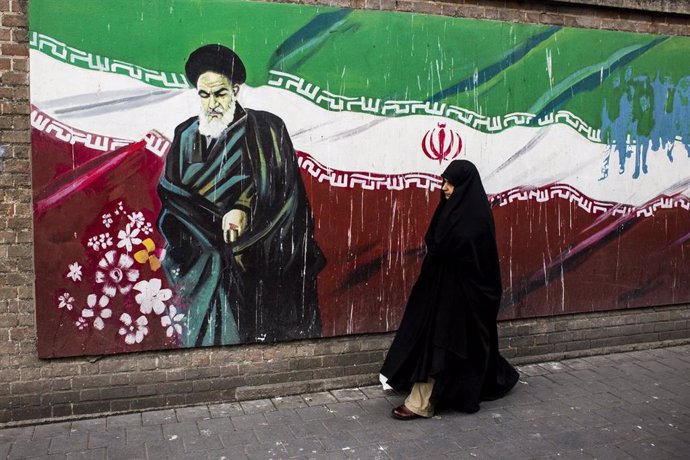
(118, 313), (148, 344)
(95, 250), (140, 297)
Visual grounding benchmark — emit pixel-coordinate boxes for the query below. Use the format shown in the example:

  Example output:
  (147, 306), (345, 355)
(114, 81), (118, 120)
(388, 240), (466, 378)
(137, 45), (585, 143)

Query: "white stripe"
(30, 51), (690, 207)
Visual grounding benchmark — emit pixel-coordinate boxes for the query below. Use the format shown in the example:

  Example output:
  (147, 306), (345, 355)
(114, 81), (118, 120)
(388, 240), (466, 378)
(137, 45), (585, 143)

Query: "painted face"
(442, 179), (455, 199)
(197, 71), (239, 123)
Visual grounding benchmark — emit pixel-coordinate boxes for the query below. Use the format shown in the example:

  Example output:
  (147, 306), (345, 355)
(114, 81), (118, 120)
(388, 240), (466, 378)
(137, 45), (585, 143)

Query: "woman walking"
(380, 160), (519, 419)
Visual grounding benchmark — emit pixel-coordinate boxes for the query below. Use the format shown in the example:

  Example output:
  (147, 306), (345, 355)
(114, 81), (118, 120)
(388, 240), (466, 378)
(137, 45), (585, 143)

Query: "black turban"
(185, 44), (247, 87)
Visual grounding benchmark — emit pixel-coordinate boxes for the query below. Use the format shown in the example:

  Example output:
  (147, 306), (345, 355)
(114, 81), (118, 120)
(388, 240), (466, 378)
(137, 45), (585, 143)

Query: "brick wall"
(2, 0), (690, 425)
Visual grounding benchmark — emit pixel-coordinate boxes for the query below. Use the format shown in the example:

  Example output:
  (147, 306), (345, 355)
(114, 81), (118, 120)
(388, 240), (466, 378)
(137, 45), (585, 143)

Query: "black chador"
(381, 160), (519, 414)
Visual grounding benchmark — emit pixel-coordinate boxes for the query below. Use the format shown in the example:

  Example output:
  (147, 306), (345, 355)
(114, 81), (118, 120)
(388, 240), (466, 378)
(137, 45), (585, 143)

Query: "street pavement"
(1, 344), (689, 459)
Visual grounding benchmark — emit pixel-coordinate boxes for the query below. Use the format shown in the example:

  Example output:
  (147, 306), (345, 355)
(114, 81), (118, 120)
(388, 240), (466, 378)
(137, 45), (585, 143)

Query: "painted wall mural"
(30, 0), (690, 358)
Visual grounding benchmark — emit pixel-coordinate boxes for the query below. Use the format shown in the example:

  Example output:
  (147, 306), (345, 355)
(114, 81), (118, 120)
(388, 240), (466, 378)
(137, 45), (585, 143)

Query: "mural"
(30, 0), (690, 358)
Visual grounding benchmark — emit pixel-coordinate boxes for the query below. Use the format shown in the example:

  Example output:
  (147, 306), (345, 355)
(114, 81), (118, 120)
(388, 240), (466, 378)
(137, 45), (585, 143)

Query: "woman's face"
(442, 179), (455, 199)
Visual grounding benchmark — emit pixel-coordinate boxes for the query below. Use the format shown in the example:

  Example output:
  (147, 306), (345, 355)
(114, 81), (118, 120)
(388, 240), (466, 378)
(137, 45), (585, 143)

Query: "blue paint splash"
(601, 68), (690, 180)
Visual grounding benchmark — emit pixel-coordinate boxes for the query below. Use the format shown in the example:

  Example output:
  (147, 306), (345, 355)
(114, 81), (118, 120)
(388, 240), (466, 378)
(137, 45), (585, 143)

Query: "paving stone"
(357, 397), (394, 414)
(239, 399), (275, 415)
(197, 417), (235, 436)
(208, 402), (244, 418)
(243, 440), (288, 459)
(33, 422), (73, 439)
(333, 444), (389, 459)
(317, 429), (363, 452)
(69, 418), (107, 433)
(217, 429), (257, 447)
(654, 433), (690, 458)
(87, 428), (125, 449)
(183, 432), (224, 453)
(144, 437), (185, 459)
(302, 391), (338, 406)
(379, 439), (426, 459)
(287, 420), (332, 438)
(106, 413), (142, 430)
(0, 441), (11, 460)
(66, 447), (106, 460)
(105, 444), (147, 460)
(296, 405), (337, 422)
(48, 433), (89, 454)
(414, 435), (463, 456)
(206, 448), (249, 460)
(125, 424), (163, 446)
(325, 401), (366, 417)
(161, 421), (200, 439)
(321, 415), (365, 435)
(252, 424), (295, 444)
(359, 385), (388, 399)
(615, 437), (673, 459)
(279, 437), (325, 457)
(141, 409), (177, 426)
(263, 408), (304, 426)
(271, 395), (308, 410)
(0, 426), (34, 440)
(330, 388), (367, 402)
(175, 405), (211, 422)
(8, 437), (50, 459)
(229, 413), (268, 431)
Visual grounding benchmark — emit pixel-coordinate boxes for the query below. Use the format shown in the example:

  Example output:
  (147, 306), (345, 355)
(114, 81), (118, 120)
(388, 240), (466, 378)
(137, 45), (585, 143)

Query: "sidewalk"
(1, 345), (688, 459)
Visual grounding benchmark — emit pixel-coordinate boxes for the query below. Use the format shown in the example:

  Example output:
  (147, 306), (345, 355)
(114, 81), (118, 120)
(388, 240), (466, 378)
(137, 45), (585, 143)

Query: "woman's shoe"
(391, 405), (421, 420)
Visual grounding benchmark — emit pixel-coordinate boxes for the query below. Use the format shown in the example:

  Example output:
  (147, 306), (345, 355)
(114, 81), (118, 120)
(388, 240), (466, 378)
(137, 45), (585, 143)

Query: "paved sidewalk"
(1, 345), (689, 459)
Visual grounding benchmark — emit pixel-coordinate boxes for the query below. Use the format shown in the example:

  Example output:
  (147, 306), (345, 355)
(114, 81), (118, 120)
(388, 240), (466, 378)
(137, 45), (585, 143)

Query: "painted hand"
(222, 209), (247, 243)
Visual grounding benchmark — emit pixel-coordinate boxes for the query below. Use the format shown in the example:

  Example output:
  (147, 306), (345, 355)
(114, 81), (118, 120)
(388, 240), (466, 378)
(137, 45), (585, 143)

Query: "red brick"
(11, 57), (28, 72)
(0, 43), (28, 56)
(1, 13), (27, 28)
(0, 71), (28, 85)
(11, 28), (27, 43)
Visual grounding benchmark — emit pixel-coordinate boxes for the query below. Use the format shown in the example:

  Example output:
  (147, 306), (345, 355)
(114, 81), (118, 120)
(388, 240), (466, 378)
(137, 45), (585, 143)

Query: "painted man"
(157, 44), (325, 347)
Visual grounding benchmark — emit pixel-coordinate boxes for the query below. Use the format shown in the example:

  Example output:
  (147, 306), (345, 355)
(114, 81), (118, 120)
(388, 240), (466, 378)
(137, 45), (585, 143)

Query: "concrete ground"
(1, 344), (689, 459)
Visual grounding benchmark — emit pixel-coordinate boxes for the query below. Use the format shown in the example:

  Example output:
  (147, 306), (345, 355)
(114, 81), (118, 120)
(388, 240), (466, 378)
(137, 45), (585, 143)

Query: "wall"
(2, 0), (690, 425)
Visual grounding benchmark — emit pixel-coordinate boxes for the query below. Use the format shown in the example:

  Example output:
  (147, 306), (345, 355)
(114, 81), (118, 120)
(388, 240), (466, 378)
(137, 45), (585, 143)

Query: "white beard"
(198, 100), (237, 139)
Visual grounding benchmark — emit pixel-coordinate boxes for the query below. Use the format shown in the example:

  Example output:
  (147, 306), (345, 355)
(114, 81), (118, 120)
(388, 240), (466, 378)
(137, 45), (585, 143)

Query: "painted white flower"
(128, 211), (146, 229)
(102, 213), (114, 228)
(75, 317), (88, 330)
(133, 278), (172, 315)
(140, 221), (154, 235)
(117, 224), (142, 252)
(118, 313), (148, 344)
(161, 305), (184, 337)
(58, 292), (74, 310)
(87, 233), (112, 251)
(66, 262), (83, 282)
(98, 233), (113, 248)
(114, 201), (124, 216)
(87, 236), (99, 250)
(81, 294), (112, 330)
(95, 250), (140, 297)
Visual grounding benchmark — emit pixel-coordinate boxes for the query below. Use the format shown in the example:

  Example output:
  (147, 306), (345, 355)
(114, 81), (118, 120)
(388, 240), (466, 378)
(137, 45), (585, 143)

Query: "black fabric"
(380, 159), (519, 413)
(185, 44), (247, 86)
(157, 107), (324, 346)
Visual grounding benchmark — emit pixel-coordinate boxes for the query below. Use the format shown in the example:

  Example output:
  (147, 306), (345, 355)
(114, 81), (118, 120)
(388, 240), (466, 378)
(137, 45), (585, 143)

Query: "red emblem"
(421, 123), (463, 163)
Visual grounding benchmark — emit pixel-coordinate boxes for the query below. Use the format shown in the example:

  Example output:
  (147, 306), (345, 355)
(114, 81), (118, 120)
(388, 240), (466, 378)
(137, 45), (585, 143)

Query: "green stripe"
(29, 0), (690, 135)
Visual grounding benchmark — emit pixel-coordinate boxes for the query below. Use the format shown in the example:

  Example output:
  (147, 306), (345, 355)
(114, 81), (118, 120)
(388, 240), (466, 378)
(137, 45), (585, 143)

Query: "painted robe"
(157, 105), (325, 346)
